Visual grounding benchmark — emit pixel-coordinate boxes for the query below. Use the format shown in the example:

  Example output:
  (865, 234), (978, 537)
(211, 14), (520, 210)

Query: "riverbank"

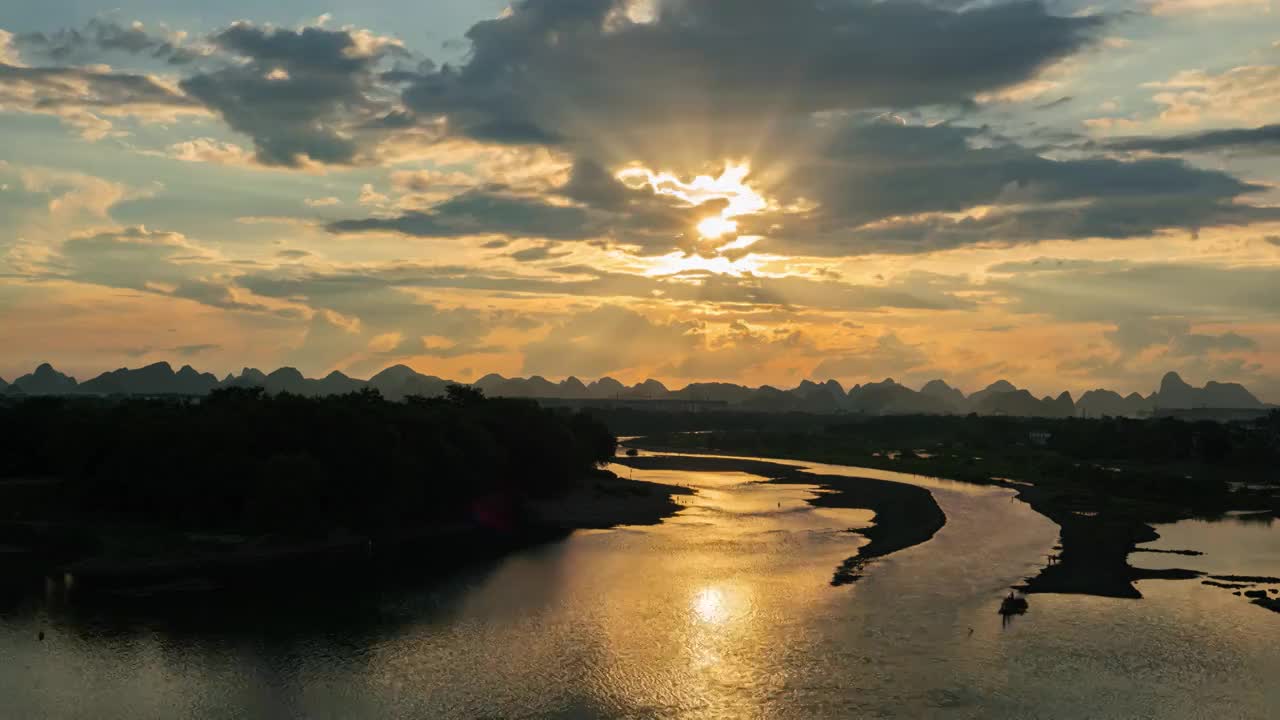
(1009, 482), (1202, 598)
(1, 470), (690, 603)
(621, 438), (1224, 599)
(612, 454), (945, 585)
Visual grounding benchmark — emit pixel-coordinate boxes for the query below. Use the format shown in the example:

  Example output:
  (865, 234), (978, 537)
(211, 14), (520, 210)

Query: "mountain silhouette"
(920, 379), (967, 412)
(9, 363), (78, 395)
(78, 362), (219, 396)
(1154, 371), (1261, 409)
(2, 361), (1270, 418)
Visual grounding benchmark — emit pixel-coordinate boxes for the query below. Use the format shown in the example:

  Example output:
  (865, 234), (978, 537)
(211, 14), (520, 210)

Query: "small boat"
(999, 592), (1029, 616)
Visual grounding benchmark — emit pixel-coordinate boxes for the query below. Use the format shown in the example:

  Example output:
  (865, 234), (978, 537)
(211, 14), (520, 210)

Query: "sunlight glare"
(617, 162), (768, 242)
(693, 587), (729, 625)
(696, 216), (738, 240)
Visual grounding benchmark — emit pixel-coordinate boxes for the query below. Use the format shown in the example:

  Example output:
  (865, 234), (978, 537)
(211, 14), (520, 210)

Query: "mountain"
(79, 362), (219, 395)
(920, 379), (967, 413)
(560, 376), (589, 398)
(974, 389), (1046, 417)
(1155, 372), (1262, 409)
(625, 379), (669, 399)
(1045, 391), (1076, 419)
(367, 365), (449, 400)
(847, 379), (955, 415)
(788, 379), (847, 413)
(1078, 389), (1153, 418)
(262, 367), (308, 394)
(672, 382), (759, 404)
(0, 376), (8, 392)
(586, 377), (626, 399)
(9, 363), (78, 395)
(314, 371), (363, 396)
(966, 380), (1018, 410)
(1, 361), (1270, 419)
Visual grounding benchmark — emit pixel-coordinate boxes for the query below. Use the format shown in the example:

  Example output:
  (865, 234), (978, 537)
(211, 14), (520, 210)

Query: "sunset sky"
(1, 0), (1277, 399)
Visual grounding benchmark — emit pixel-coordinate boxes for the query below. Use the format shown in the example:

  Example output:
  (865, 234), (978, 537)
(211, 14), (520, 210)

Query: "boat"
(999, 592), (1029, 616)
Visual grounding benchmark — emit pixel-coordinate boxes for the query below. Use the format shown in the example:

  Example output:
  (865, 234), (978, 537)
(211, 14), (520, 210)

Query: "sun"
(696, 216), (739, 240)
(617, 161), (768, 244)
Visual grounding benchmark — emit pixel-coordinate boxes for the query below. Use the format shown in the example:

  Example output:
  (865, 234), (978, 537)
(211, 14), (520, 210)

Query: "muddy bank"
(531, 473), (693, 530)
(1008, 483), (1205, 598)
(613, 454), (946, 585)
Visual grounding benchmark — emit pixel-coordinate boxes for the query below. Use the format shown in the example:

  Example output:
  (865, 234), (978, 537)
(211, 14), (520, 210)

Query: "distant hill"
(1077, 389), (1154, 418)
(8, 363), (78, 395)
(1, 362), (1271, 419)
(1154, 371), (1262, 410)
(78, 362), (219, 396)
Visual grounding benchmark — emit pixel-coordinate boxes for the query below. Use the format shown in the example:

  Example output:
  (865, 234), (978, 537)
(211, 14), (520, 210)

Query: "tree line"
(0, 385), (617, 534)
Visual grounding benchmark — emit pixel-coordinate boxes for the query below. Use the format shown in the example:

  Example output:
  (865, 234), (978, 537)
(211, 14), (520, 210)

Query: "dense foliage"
(0, 386), (616, 533)
(625, 411), (1280, 508)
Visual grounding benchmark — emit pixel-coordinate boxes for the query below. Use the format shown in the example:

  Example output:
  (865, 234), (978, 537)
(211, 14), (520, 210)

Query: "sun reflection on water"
(693, 587), (729, 625)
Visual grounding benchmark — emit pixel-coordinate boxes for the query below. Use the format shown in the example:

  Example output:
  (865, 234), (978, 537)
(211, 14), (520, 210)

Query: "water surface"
(2, 454), (1277, 718)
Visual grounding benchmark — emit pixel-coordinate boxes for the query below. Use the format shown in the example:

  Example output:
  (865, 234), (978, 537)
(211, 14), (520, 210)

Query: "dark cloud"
(173, 343), (221, 356)
(509, 242), (571, 262)
(179, 23), (405, 167)
(1169, 332), (1258, 357)
(0, 62), (195, 111)
(1107, 124), (1280, 155)
(753, 121), (1274, 255)
(17, 19), (202, 64)
(328, 187), (603, 239)
(329, 161), (700, 248)
(401, 0), (1104, 158)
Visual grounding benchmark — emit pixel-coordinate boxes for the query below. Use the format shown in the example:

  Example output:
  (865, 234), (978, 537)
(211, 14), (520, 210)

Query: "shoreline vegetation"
(623, 412), (1279, 611)
(0, 387), (689, 604)
(612, 454), (945, 586)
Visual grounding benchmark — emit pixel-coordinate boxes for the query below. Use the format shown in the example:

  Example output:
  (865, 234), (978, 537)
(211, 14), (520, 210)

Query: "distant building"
(1029, 431), (1052, 447)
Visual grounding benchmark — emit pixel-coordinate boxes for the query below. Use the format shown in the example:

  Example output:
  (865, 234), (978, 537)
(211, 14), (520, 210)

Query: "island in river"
(622, 410), (1280, 613)
(612, 454), (944, 586)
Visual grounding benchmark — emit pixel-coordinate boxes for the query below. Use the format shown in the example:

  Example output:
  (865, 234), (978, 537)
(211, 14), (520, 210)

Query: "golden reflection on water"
(6, 452), (1280, 719)
(692, 587), (728, 625)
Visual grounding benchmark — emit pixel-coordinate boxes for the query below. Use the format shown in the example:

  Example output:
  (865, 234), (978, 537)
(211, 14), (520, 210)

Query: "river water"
(2, 453), (1277, 718)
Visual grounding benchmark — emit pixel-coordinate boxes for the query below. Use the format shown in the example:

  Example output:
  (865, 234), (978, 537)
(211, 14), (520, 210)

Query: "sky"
(1, 0), (1278, 399)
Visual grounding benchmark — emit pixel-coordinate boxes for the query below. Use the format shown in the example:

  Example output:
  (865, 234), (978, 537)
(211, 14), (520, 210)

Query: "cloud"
(26, 225), (280, 314)
(0, 61), (203, 138)
(401, 0), (1104, 159)
(178, 22), (406, 167)
(173, 343), (221, 356)
(811, 332), (930, 382)
(1150, 0), (1270, 15)
(1107, 123), (1280, 154)
(16, 19), (205, 65)
(1169, 331), (1258, 356)
(988, 258), (1280, 323)
(522, 305), (700, 378)
(329, 186), (604, 239)
(509, 242), (570, 262)
(1144, 65), (1280, 126)
(752, 121), (1273, 255)
(161, 138), (256, 166)
(1105, 317), (1190, 354)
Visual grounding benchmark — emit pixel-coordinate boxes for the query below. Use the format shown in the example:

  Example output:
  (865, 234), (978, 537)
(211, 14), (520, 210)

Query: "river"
(1, 452), (1277, 718)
